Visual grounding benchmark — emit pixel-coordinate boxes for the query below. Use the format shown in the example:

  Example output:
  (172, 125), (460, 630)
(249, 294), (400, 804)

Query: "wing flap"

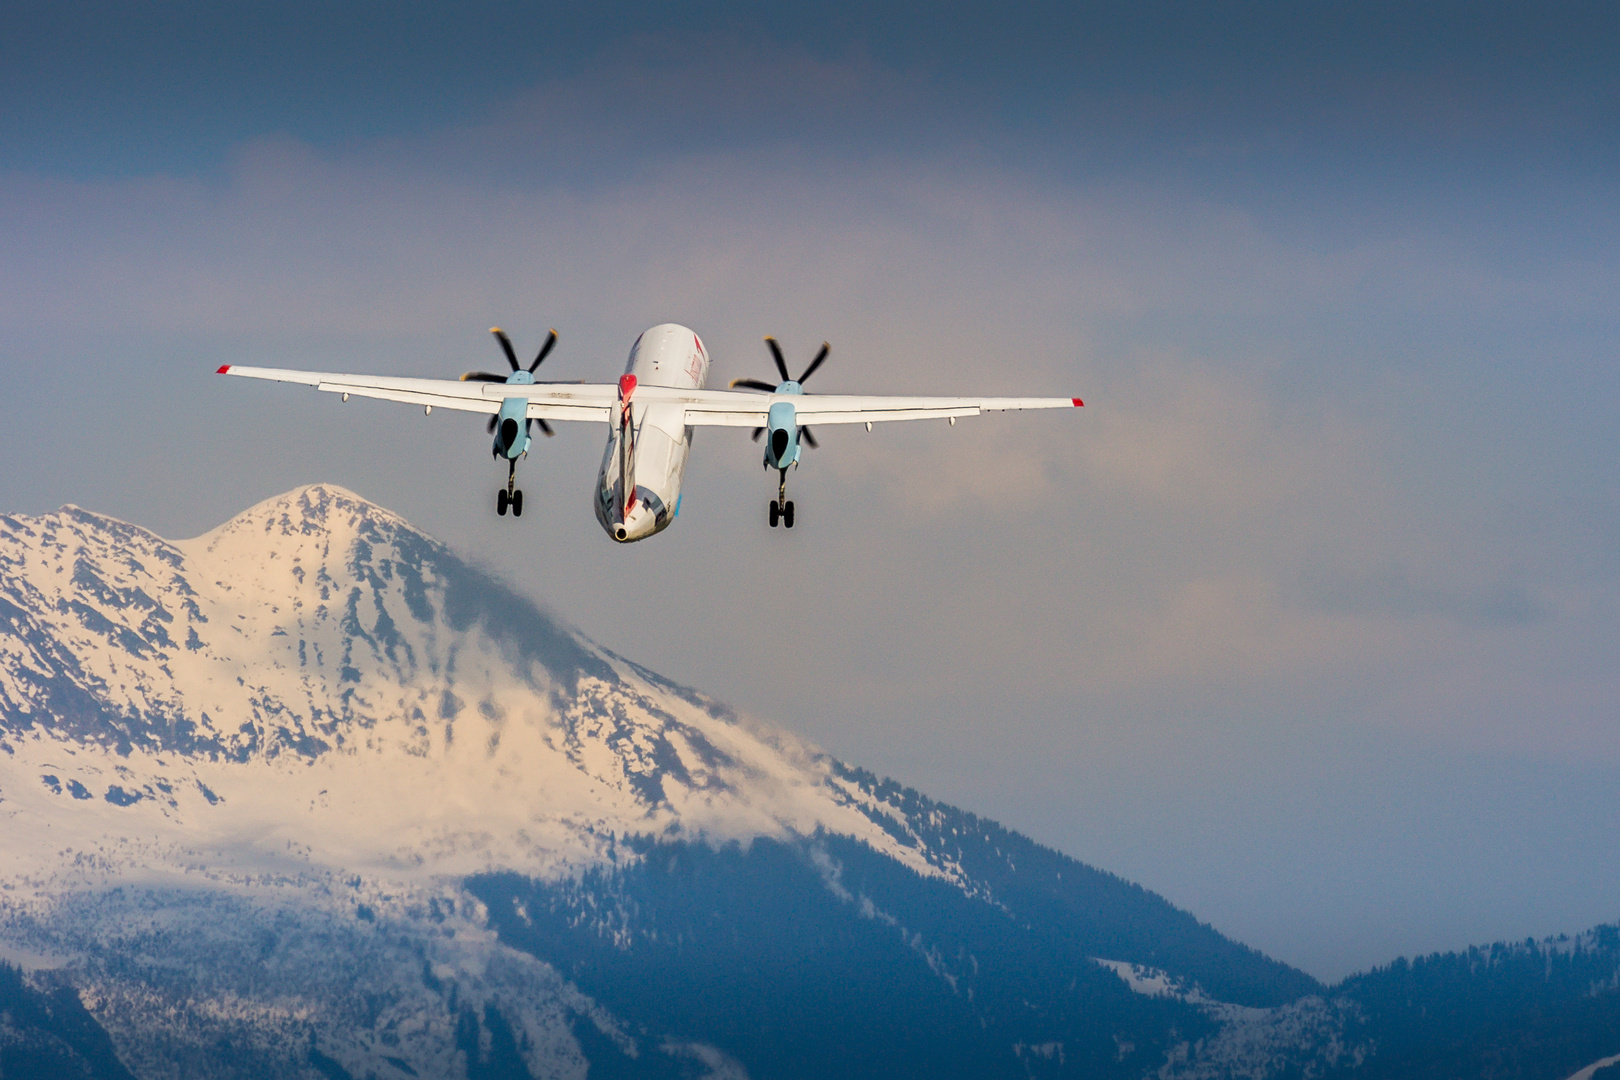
(528, 402), (613, 423)
(680, 410), (770, 427)
(313, 381), (498, 414)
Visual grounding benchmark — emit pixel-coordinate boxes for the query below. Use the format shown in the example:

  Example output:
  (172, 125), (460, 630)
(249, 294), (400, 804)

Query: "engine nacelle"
(764, 401), (800, 470)
(493, 396), (530, 460)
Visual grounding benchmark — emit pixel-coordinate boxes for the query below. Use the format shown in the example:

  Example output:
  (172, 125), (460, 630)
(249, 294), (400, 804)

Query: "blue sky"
(2, 1), (1618, 980)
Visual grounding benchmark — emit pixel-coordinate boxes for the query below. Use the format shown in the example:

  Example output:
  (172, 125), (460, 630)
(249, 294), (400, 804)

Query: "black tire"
(769, 500), (779, 528)
(497, 489), (508, 516)
(511, 490), (523, 517)
(784, 501), (795, 528)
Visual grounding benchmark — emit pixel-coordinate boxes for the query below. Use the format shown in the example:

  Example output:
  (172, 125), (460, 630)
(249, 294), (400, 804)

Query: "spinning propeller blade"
(462, 371), (510, 383)
(800, 426), (819, 448)
(528, 329), (557, 373)
(730, 378), (778, 392)
(764, 336), (791, 382)
(491, 328), (520, 371)
(798, 343), (830, 383)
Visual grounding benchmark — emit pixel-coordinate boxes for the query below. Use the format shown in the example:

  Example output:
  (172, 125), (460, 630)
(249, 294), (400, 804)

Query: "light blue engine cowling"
(492, 371), (533, 461)
(764, 398), (800, 469)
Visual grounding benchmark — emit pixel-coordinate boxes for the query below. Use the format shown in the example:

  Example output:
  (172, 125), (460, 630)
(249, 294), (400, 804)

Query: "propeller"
(498, 327), (557, 373)
(462, 327), (557, 380)
(731, 336), (830, 447)
(463, 328), (559, 437)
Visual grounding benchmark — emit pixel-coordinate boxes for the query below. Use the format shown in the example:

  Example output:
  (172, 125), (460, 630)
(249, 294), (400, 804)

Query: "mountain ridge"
(2, 485), (1613, 1078)
(0, 482), (1314, 999)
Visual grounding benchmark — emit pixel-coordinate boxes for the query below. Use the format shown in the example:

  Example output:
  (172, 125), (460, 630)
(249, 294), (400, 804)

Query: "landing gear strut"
(768, 469), (795, 528)
(497, 460), (524, 517)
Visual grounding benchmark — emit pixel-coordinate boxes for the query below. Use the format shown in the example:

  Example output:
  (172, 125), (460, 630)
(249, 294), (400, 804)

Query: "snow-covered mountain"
(0, 484), (939, 883)
(8, 485), (1603, 1079)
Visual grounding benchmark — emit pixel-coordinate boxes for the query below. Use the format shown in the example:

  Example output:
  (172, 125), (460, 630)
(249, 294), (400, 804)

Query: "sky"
(2, 1), (1618, 982)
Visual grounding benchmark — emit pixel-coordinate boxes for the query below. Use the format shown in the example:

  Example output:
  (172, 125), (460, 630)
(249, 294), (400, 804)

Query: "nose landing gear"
(497, 460), (524, 517)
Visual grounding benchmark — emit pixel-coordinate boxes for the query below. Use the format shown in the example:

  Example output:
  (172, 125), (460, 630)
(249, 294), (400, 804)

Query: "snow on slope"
(1095, 959), (1366, 1079)
(0, 484), (941, 893)
(0, 485), (981, 1078)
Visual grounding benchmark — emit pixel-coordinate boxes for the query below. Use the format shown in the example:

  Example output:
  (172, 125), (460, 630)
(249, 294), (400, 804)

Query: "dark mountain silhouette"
(0, 962), (136, 1080)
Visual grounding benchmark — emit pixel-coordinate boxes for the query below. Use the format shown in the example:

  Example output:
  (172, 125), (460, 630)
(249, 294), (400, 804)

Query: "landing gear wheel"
(783, 501), (795, 528)
(511, 490), (523, 517)
(768, 500), (780, 528)
(497, 489), (509, 516)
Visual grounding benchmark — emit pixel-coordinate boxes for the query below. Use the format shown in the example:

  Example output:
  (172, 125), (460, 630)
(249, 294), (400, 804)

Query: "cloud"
(1, 123), (1610, 713)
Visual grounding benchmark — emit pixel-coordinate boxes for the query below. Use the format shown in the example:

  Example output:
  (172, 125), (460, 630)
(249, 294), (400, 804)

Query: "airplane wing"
(216, 366), (1080, 426)
(670, 390), (1081, 427)
(215, 366), (618, 423)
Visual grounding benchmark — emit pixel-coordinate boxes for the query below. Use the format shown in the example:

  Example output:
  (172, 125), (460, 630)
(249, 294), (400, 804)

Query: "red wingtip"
(216, 365), (232, 375)
(1072, 397), (1084, 407)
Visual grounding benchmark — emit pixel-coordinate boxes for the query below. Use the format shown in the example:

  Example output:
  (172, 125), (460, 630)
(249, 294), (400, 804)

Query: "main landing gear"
(768, 470), (795, 528)
(497, 460), (524, 517)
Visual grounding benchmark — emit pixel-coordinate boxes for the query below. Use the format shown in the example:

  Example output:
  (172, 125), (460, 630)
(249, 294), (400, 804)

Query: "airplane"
(217, 323), (1082, 543)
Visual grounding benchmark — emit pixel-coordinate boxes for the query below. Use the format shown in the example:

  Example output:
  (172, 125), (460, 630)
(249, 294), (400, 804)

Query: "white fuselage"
(594, 323), (709, 542)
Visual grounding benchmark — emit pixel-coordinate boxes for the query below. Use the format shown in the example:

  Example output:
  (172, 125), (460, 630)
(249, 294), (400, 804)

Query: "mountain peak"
(183, 483), (421, 557)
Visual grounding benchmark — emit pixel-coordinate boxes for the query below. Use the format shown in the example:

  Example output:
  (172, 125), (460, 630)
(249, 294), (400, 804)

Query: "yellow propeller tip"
(489, 326), (503, 334)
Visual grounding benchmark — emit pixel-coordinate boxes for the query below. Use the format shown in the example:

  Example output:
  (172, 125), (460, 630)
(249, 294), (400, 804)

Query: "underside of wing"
(218, 366), (618, 421)
(675, 390), (1080, 427)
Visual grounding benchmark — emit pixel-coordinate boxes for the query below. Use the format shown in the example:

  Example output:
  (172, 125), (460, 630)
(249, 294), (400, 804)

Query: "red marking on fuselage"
(216, 365), (232, 374)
